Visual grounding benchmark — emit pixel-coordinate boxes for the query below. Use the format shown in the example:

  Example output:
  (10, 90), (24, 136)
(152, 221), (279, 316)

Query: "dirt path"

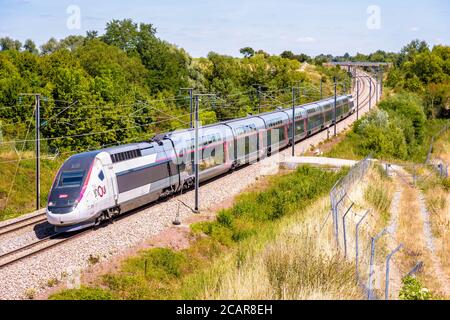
(393, 167), (450, 298)
(417, 189), (450, 296)
(384, 180), (403, 299)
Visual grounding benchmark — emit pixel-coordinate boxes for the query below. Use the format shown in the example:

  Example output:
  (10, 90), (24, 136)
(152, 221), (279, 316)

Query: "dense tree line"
(330, 40), (449, 161)
(5, 20), (445, 156)
(386, 41), (450, 118)
(329, 40), (450, 119)
(0, 19), (348, 153)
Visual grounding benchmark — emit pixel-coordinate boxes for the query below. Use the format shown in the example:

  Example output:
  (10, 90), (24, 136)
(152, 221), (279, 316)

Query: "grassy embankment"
(311, 90), (450, 299)
(415, 129), (450, 297)
(49, 165), (371, 300)
(0, 147), (64, 221)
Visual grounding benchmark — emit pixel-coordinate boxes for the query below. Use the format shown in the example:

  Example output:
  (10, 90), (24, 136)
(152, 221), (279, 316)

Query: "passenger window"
(98, 170), (105, 181)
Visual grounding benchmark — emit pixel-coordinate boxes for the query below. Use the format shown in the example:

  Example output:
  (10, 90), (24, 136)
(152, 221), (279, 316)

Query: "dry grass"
(396, 169), (447, 298)
(200, 197), (364, 300)
(432, 130), (450, 164)
(421, 130), (450, 296)
(427, 186), (450, 285)
(419, 175), (450, 296)
(0, 150), (35, 161)
(363, 167), (395, 228)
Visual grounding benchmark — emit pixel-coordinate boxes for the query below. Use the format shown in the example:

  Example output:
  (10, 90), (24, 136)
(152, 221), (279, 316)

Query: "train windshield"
(58, 171), (85, 188)
(48, 152), (97, 209)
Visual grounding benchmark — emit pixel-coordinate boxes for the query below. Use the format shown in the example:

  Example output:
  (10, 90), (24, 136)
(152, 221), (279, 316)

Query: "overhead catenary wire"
(0, 111), (195, 146)
(0, 79), (341, 148)
(0, 107), (220, 161)
(0, 117), (193, 165)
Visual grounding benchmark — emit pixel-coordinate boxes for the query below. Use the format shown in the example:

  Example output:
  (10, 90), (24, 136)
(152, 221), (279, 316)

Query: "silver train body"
(46, 95), (354, 232)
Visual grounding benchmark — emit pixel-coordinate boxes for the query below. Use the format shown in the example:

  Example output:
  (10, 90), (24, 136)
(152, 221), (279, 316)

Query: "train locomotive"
(46, 94), (355, 232)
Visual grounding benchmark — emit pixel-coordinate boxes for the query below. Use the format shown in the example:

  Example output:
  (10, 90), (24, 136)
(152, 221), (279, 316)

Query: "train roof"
(67, 150), (100, 160)
(164, 122), (232, 138)
(65, 94), (354, 160)
(101, 142), (152, 154)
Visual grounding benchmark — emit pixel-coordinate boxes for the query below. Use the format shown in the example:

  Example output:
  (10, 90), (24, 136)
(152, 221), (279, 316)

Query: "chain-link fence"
(425, 123), (449, 178)
(329, 154), (372, 248)
(328, 155), (424, 300)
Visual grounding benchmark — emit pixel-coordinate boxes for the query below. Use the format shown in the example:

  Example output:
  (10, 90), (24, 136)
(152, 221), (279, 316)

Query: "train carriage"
(256, 110), (290, 156)
(304, 103), (325, 135)
(318, 99), (335, 127)
(224, 116), (266, 166)
(46, 94), (354, 232)
(284, 105), (308, 144)
(168, 124), (234, 187)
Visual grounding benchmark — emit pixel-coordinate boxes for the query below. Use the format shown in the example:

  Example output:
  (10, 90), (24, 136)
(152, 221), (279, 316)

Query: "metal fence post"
(330, 192), (336, 244)
(334, 192), (347, 249)
(355, 210), (369, 282)
(406, 261), (423, 277)
(385, 244), (403, 300)
(368, 228), (387, 300)
(342, 202), (354, 259)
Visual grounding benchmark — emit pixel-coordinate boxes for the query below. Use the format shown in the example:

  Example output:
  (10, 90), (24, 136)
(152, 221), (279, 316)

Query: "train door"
(257, 131), (261, 161)
(267, 129), (272, 156)
(163, 141), (178, 191)
(245, 135), (250, 163)
(93, 158), (115, 214)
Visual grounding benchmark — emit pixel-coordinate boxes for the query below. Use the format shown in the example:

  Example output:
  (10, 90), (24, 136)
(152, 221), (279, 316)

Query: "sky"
(0, 0), (449, 57)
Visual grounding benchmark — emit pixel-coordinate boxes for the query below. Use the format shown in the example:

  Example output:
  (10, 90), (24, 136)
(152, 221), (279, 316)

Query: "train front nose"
(46, 206), (81, 226)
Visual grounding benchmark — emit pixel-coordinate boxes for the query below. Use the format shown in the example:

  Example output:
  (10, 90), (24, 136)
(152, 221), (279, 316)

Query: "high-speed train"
(46, 94), (355, 232)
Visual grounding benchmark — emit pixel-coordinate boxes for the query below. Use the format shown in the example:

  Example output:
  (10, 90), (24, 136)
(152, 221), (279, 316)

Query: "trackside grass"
(0, 153), (64, 221)
(49, 165), (366, 300)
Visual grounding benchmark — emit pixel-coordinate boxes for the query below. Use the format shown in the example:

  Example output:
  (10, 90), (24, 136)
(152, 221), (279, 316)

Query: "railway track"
(0, 229), (92, 269)
(0, 213), (47, 237)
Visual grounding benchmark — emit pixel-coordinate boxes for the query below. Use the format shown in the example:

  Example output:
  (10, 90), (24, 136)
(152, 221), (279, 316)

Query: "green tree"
(40, 37), (59, 55)
(23, 39), (38, 54)
(0, 37), (21, 51)
(240, 47), (255, 58)
(280, 50), (294, 60)
(103, 19), (155, 55)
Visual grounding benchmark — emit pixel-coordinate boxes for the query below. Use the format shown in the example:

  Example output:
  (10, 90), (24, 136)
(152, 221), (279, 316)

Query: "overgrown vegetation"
(364, 166), (394, 225)
(326, 93), (448, 162)
(50, 166), (350, 300)
(326, 40), (449, 161)
(0, 19), (349, 153)
(0, 156), (64, 220)
(399, 275), (433, 300)
(386, 41), (450, 119)
(416, 131), (450, 288)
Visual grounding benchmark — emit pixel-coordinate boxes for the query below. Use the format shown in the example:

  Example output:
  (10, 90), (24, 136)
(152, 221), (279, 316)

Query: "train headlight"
(48, 201), (55, 206)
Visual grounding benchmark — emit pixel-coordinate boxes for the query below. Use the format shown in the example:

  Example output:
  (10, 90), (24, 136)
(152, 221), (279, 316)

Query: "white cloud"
(296, 36), (317, 43)
(410, 26), (420, 32)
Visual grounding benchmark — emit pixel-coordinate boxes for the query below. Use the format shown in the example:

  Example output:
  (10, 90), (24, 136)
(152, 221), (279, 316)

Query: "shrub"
(51, 286), (115, 300)
(330, 92), (434, 161)
(399, 275), (433, 300)
(378, 92), (426, 142)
